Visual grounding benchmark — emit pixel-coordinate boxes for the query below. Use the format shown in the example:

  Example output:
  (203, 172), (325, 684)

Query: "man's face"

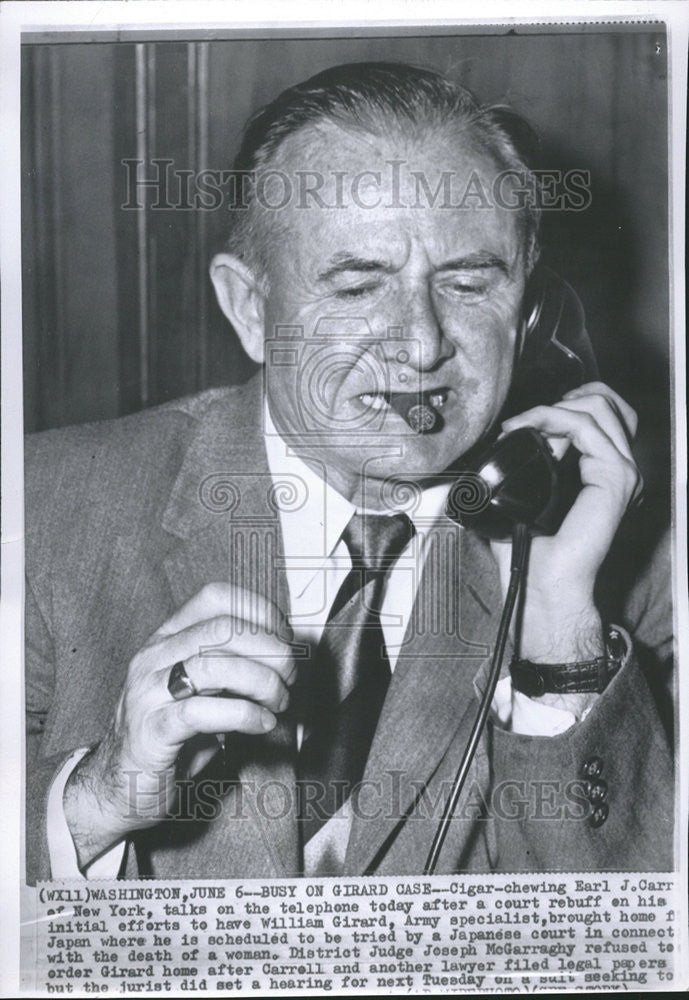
(259, 123), (527, 503)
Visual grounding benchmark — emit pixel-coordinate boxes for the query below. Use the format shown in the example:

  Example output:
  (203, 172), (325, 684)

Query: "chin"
(358, 435), (464, 482)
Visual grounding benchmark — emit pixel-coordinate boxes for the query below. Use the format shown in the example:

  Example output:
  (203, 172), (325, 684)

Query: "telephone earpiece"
(506, 265), (598, 416)
(447, 267), (597, 539)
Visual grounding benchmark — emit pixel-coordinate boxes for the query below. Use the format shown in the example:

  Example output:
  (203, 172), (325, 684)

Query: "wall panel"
(21, 30), (669, 523)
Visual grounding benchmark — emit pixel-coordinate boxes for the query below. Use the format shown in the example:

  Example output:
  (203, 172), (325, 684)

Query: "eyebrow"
(317, 254), (394, 282)
(317, 250), (509, 282)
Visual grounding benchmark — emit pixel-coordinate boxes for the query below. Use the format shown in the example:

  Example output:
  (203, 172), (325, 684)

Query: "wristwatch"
(510, 625), (627, 696)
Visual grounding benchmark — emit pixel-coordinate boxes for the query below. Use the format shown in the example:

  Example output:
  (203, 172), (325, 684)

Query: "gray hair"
(225, 61), (542, 279)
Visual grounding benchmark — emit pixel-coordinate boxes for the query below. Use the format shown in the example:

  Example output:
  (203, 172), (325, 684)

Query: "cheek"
(265, 340), (362, 434)
(449, 306), (518, 380)
(263, 302), (325, 429)
(444, 305), (519, 423)
(265, 369), (299, 431)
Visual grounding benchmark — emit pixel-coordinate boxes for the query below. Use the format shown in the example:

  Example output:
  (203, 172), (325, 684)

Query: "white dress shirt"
(47, 408), (578, 878)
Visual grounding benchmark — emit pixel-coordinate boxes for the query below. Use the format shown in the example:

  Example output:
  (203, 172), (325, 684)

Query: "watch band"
(510, 626), (627, 696)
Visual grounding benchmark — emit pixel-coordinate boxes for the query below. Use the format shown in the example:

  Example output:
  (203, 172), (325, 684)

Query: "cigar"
(386, 390), (446, 434)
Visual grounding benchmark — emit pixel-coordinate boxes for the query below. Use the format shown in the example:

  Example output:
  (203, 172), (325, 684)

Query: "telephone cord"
(423, 521), (530, 875)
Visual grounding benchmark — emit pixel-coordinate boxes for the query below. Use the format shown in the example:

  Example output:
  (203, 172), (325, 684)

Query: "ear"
(210, 253), (266, 363)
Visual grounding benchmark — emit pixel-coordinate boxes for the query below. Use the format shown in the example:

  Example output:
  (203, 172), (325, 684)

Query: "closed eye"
(436, 277), (490, 299)
(333, 282), (381, 299)
(448, 281), (488, 293)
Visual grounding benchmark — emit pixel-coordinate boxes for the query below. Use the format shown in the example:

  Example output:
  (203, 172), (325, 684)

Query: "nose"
(390, 284), (455, 373)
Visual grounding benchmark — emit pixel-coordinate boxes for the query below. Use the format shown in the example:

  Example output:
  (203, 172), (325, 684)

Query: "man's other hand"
(63, 583), (295, 869)
(490, 381), (642, 671)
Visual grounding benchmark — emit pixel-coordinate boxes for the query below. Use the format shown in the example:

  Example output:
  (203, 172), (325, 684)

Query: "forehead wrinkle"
(259, 123), (523, 286)
(273, 117), (480, 186)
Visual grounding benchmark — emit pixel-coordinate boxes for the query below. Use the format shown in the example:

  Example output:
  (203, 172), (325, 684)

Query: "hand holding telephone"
(446, 266), (599, 539)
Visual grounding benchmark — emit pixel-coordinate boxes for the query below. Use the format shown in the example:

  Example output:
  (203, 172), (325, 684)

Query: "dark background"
(21, 29), (671, 540)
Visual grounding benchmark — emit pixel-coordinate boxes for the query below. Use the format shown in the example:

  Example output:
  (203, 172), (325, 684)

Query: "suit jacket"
(24, 377), (674, 882)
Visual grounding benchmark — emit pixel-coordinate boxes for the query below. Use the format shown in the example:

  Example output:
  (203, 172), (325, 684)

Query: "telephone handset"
(446, 266), (598, 539)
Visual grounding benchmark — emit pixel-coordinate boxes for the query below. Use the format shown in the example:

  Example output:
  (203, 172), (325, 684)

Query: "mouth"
(355, 388), (450, 434)
(357, 388), (450, 412)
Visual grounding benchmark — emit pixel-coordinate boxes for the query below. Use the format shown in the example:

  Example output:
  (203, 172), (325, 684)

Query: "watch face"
(606, 625), (628, 663)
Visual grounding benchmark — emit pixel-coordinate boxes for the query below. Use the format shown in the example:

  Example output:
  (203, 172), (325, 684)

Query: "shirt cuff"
(492, 677), (577, 735)
(47, 748), (126, 879)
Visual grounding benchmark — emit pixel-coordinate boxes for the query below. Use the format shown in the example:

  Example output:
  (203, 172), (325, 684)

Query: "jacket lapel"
(153, 379), (300, 877)
(344, 523), (503, 874)
(149, 377), (504, 877)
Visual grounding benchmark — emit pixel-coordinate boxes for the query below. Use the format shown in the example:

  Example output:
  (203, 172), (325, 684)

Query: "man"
(25, 62), (673, 881)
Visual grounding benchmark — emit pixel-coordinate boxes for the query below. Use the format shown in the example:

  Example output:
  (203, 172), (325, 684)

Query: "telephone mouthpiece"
(387, 391), (443, 434)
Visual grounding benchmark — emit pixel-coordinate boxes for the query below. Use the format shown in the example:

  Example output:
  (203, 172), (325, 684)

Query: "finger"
(151, 696), (278, 746)
(501, 402), (641, 509)
(552, 397), (634, 461)
(561, 382), (638, 439)
(553, 452), (641, 552)
(502, 404), (625, 464)
(503, 399), (644, 507)
(154, 653), (292, 713)
(136, 613), (294, 684)
(503, 392), (634, 462)
(151, 582), (292, 643)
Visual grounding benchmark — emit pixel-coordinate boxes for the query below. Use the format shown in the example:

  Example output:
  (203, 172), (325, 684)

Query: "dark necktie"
(297, 510), (416, 847)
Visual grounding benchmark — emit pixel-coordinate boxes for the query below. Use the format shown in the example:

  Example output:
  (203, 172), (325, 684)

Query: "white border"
(1, 2), (687, 995)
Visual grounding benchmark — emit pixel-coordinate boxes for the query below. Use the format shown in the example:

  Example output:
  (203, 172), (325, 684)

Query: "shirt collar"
(263, 403), (452, 594)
